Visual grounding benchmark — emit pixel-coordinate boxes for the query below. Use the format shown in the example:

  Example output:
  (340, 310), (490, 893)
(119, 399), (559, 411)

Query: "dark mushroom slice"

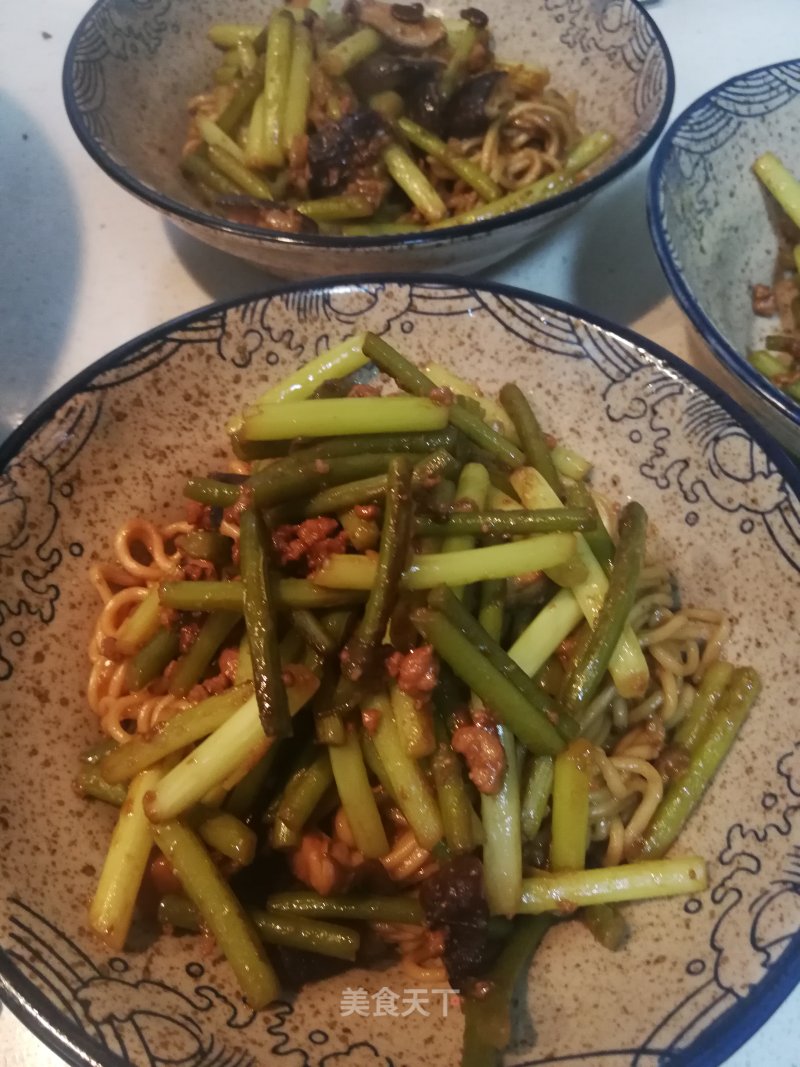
(355, 0), (446, 51)
(307, 109), (392, 197)
(348, 51), (444, 97)
(460, 6), (489, 30)
(405, 75), (447, 135)
(445, 70), (514, 139)
(391, 2), (425, 22)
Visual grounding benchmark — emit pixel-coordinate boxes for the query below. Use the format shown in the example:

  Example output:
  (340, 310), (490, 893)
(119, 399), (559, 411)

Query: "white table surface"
(1, 0), (798, 1064)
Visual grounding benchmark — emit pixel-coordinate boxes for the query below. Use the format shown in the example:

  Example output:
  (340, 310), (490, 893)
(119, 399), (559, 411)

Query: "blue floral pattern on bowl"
(1, 279), (799, 1067)
(647, 59), (800, 456)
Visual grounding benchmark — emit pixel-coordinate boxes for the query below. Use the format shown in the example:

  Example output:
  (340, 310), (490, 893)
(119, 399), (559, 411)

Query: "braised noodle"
(80, 333), (758, 1059)
(178, 1), (613, 235)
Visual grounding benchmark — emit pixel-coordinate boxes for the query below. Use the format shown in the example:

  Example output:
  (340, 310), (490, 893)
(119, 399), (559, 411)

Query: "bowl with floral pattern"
(648, 59), (800, 456)
(1, 277), (799, 1067)
(63, 0), (673, 278)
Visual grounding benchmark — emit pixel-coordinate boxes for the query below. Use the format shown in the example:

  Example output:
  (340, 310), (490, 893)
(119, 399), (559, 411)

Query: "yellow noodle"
(113, 518), (184, 582)
(609, 756), (663, 854)
(655, 663), (679, 722)
(87, 658), (128, 718)
(604, 816), (625, 867)
(89, 561), (142, 604)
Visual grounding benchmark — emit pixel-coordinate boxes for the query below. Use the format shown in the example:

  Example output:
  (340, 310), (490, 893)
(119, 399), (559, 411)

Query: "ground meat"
(361, 706), (382, 735)
(343, 173), (391, 208)
(515, 569), (543, 587)
(471, 705), (498, 730)
(354, 504), (380, 520)
(182, 557), (217, 582)
(446, 188), (480, 215)
(773, 276), (800, 332)
(146, 853), (184, 898)
(429, 385), (455, 407)
(347, 383), (383, 398)
(201, 672), (231, 696)
(451, 720), (506, 795)
(385, 644), (438, 699)
(178, 621), (201, 655)
(99, 636), (118, 659)
(557, 630), (582, 671)
(286, 133), (310, 198)
(751, 282), (777, 317)
(218, 647), (239, 684)
(222, 486), (255, 529)
(290, 831), (355, 896)
(450, 497), (478, 513)
(655, 742), (691, 783)
(185, 499), (214, 530)
(776, 367), (800, 387)
(274, 517), (349, 572)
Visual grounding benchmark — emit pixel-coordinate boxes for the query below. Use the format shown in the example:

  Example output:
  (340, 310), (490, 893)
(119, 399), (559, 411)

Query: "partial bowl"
(63, 0), (673, 279)
(2, 276), (800, 1067)
(648, 58), (800, 456)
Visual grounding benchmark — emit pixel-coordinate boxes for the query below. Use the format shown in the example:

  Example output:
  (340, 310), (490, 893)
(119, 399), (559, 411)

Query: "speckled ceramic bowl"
(648, 59), (800, 456)
(2, 277), (800, 1067)
(63, 0), (672, 279)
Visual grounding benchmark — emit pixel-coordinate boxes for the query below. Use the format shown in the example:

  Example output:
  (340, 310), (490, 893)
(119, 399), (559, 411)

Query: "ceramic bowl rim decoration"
(61, 0), (675, 253)
(647, 57), (800, 438)
(2, 274), (800, 1067)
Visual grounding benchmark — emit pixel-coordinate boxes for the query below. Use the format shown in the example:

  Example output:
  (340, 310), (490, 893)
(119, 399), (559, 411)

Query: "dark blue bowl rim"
(61, 0), (674, 251)
(1, 272), (799, 1066)
(646, 56), (800, 436)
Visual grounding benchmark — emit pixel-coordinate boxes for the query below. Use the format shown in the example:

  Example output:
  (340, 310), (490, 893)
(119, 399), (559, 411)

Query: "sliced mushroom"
(355, 0), (446, 51)
(406, 75), (447, 134)
(307, 109), (392, 197)
(348, 51), (443, 97)
(445, 70), (514, 139)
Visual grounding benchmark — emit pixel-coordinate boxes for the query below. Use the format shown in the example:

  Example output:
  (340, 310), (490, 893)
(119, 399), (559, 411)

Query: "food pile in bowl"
(2, 274), (799, 1065)
(179, 0), (612, 236)
(647, 58), (800, 455)
(748, 152), (800, 403)
(78, 328), (758, 1062)
(63, 0), (672, 276)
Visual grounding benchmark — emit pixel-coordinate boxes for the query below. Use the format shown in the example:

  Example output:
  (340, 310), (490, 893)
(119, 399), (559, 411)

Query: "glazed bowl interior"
(648, 59), (800, 455)
(1, 277), (800, 1067)
(63, 0), (673, 276)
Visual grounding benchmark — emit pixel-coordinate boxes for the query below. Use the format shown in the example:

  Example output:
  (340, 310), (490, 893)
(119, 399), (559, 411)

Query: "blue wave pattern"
(543, 0), (663, 117)
(69, 0), (174, 148)
(656, 62), (800, 251)
(2, 282), (799, 1067)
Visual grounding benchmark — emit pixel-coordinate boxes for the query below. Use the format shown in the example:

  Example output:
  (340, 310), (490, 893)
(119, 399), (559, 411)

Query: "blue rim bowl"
(647, 58), (800, 454)
(1, 274), (800, 1067)
(63, 0), (674, 276)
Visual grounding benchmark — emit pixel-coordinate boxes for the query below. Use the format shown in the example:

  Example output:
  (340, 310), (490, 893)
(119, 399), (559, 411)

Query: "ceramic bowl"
(63, 0), (673, 279)
(1, 276), (800, 1067)
(648, 59), (800, 456)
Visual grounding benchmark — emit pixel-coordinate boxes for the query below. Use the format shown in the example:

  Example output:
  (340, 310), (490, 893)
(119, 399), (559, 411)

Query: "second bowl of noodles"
(63, 0), (673, 277)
